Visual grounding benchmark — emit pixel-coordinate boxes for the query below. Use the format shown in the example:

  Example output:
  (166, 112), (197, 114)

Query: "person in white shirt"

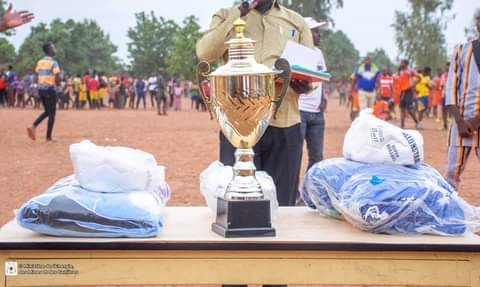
(147, 75), (158, 109)
(299, 17), (328, 170)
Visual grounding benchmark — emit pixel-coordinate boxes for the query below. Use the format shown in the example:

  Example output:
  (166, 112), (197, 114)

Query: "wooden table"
(1, 207), (480, 287)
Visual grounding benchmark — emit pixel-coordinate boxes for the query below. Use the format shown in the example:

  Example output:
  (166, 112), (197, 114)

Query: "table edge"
(1, 241), (480, 252)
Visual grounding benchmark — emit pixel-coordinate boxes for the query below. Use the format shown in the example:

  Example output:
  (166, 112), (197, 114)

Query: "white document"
(280, 40), (325, 71)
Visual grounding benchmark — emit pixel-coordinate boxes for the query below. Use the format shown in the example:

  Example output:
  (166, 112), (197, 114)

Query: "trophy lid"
(210, 19), (279, 77)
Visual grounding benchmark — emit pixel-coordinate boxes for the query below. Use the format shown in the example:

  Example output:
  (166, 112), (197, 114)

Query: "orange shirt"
(373, 100), (389, 120)
(399, 69), (416, 92)
(393, 75), (401, 96)
(429, 76), (442, 106)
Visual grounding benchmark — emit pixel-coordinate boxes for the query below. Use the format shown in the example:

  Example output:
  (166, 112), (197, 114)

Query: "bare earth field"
(0, 97), (479, 287)
(0, 97), (479, 226)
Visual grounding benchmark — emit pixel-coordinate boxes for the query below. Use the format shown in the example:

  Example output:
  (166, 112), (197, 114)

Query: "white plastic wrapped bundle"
(343, 112), (424, 165)
(200, 161), (279, 219)
(70, 140), (170, 200)
(16, 141), (172, 238)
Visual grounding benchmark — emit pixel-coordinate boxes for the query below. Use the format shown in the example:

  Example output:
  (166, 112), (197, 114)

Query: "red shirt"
(88, 78), (99, 91)
(83, 75), (91, 91)
(122, 78), (130, 88)
(379, 75), (393, 97)
(0, 76), (6, 90)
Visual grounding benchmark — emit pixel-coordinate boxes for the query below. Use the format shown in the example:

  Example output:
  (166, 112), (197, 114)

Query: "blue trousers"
(300, 111), (325, 170)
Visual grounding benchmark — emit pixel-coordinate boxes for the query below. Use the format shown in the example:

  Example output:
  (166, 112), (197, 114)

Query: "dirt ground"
(0, 96), (479, 227)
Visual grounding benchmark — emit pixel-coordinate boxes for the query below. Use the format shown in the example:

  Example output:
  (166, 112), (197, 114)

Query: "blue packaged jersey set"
(301, 158), (479, 236)
(16, 176), (166, 238)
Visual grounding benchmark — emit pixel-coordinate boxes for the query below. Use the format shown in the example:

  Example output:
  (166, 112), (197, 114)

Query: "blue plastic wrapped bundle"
(301, 158), (370, 218)
(410, 163), (456, 194)
(335, 165), (478, 236)
(16, 176), (167, 238)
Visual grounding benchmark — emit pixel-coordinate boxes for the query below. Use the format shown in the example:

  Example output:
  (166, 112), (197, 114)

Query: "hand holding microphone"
(239, 0), (259, 17)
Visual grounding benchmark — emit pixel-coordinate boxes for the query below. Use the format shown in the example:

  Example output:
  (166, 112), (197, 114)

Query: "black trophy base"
(212, 197), (276, 238)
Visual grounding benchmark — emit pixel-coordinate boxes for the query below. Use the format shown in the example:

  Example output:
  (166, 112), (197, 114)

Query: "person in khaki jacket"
(197, 0), (313, 214)
(197, 0), (313, 284)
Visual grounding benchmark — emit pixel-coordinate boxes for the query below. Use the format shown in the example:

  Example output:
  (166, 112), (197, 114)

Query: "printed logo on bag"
(386, 144), (400, 162)
(402, 132), (421, 164)
(364, 206), (388, 224)
(369, 127), (385, 144)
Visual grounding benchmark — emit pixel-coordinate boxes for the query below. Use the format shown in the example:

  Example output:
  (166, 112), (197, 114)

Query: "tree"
(233, 0), (343, 24)
(393, 0), (453, 70)
(279, 0), (343, 24)
(368, 48), (394, 71)
(165, 16), (202, 80)
(0, 37), (16, 65)
(320, 30), (359, 80)
(127, 11), (178, 77)
(465, 13), (478, 40)
(15, 19), (120, 75)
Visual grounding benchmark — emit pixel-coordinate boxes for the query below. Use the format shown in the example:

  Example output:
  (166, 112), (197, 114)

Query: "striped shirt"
(35, 56), (60, 90)
(445, 40), (480, 147)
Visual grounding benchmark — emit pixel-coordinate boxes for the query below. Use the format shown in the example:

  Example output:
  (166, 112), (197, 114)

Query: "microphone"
(241, 0), (250, 9)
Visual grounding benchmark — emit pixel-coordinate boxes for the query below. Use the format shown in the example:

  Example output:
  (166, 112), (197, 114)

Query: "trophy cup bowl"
(197, 19), (291, 237)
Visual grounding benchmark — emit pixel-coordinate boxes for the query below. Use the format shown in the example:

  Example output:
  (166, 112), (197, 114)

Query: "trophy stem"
(225, 148), (264, 201)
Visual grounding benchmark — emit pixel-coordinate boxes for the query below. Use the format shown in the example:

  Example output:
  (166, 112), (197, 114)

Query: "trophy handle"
(197, 61), (214, 120)
(273, 58), (291, 120)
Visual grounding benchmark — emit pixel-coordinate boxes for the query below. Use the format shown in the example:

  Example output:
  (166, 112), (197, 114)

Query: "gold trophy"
(197, 19), (291, 237)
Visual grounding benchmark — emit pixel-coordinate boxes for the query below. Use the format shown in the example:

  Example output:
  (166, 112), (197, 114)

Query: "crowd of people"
(338, 56), (451, 131)
(0, 67), (207, 114)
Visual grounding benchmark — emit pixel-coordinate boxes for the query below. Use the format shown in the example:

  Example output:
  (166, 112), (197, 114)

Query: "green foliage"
(233, 0), (343, 24)
(127, 11), (179, 77)
(15, 19), (120, 75)
(320, 29), (359, 80)
(464, 13), (478, 40)
(279, 0), (343, 24)
(368, 48), (394, 71)
(0, 36), (16, 65)
(165, 16), (202, 80)
(393, 0), (453, 71)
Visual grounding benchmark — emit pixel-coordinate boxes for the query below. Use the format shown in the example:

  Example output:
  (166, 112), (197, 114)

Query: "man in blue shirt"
(135, 78), (146, 109)
(353, 56), (380, 110)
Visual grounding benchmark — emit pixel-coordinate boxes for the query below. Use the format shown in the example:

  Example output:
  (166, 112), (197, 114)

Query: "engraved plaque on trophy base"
(211, 197), (275, 238)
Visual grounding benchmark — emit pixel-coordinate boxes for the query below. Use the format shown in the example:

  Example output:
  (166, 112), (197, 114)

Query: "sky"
(5, 0), (479, 64)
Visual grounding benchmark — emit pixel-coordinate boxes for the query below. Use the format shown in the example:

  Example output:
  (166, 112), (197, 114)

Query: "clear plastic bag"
(70, 140), (170, 198)
(302, 158), (479, 236)
(16, 176), (167, 238)
(301, 158), (369, 218)
(334, 165), (479, 236)
(199, 161), (279, 219)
